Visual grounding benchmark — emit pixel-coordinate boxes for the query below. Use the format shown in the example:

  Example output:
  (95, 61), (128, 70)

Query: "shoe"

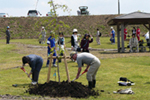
(88, 81), (93, 89)
(92, 80), (96, 88)
(53, 64), (57, 67)
(31, 82), (37, 85)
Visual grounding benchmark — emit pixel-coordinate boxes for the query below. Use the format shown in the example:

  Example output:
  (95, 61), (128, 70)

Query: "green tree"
(35, 0), (71, 35)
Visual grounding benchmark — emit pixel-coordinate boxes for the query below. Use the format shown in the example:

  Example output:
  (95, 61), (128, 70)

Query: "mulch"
(26, 81), (100, 98)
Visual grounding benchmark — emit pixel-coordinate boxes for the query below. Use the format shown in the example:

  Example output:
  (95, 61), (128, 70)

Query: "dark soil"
(26, 81), (100, 98)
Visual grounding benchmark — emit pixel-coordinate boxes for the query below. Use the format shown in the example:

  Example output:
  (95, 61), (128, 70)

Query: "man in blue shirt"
(110, 27), (115, 44)
(46, 31), (57, 67)
(22, 54), (43, 85)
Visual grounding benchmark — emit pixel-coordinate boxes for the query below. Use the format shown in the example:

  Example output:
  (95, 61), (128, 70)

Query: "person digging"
(70, 52), (101, 89)
(21, 54), (43, 85)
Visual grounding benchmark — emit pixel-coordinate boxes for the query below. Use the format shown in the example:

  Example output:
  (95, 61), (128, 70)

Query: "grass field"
(0, 37), (150, 100)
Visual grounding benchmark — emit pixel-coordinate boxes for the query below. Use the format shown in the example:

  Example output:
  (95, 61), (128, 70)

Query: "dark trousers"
(32, 70), (40, 82)
(32, 60), (43, 82)
(146, 39), (150, 46)
(6, 37), (10, 44)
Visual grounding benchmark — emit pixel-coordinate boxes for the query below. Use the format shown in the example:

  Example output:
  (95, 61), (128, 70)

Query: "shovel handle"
(25, 72), (32, 80)
(72, 70), (88, 82)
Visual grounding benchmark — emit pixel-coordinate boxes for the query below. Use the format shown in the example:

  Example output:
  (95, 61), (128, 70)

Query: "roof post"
(148, 23), (150, 43)
(121, 23), (125, 52)
(117, 24), (120, 52)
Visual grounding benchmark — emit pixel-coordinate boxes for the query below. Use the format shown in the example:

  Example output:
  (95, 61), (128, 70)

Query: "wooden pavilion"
(107, 11), (150, 52)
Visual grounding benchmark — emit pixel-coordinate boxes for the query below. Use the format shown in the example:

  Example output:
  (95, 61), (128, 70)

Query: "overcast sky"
(0, 0), (149, 17)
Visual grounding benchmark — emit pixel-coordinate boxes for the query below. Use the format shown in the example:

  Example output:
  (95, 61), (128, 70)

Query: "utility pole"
(118, 0), (120, 15)
(35, 0), (39, 10)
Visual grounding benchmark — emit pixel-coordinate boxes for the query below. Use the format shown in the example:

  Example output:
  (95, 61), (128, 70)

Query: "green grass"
(0, 37), (121, 49)
(0, 37), (150, 99)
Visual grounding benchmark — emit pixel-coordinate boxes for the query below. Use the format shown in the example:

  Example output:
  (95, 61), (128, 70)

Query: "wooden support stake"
(63, 51), (70, 83)
(47, 53), (53, 83)
(57, 60), (60, 83)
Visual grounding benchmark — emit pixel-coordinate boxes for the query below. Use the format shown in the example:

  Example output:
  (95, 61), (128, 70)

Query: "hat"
(110, 27), (113, 29)
(22, 56), (29, 66)
(42, 26), (45, 29)
(73, 29), (78, 33)
(70, 51), (77, 58)
(84, 34), (90, 38)
(7, 26), (10, 29)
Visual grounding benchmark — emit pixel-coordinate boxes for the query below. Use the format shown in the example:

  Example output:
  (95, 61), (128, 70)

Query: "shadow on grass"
(144, 82), (150, 84)
(12, 83), (30, 88)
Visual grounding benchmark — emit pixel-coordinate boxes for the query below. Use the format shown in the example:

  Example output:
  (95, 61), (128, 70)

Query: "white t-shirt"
(145, 32), (149, 39)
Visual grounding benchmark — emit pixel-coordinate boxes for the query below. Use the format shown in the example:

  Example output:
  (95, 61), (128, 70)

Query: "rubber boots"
(92, 80), (96, 88)
(88, 81), (93, 89)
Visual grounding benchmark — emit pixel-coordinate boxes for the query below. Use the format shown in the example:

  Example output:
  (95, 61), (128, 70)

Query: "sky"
(0, 0), (150, 17)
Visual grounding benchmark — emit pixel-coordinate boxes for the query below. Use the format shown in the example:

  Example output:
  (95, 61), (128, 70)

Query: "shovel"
(21, 67), (32, 80)
(72, 70), (88, 82)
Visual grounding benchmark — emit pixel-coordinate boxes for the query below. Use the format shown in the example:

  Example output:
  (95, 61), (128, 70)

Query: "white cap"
(110, 27), (113, 29)
(73, 29), (78, 33)
(42, 26), (45, 29)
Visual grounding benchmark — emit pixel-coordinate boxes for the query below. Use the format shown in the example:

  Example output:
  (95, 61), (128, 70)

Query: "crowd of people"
(5, 25), (149, 88)
(20, 27), (102, 88)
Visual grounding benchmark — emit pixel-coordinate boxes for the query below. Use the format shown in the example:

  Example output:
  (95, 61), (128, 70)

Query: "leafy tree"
(35, 0), (71, 35)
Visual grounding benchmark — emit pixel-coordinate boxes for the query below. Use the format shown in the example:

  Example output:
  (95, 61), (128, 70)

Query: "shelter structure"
(107, 11), (150, 52)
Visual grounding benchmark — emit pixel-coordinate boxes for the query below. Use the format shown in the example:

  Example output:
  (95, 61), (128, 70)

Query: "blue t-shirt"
(112, 30), (115, 38)
(47, 36), (56, 53)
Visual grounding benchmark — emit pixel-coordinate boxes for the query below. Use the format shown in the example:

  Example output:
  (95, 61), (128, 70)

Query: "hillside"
(0, 15), (148, 39)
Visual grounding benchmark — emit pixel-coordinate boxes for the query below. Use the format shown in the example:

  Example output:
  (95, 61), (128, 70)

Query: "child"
(57, 32), (65, 62)
(46, 31), (57, 67)
(80, 34), (93, 52)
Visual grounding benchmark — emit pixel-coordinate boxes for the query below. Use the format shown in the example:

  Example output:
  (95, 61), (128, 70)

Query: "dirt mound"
(26, 81), (99, 98)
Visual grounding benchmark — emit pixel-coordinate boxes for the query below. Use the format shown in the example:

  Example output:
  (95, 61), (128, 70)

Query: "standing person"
(80, 34), (93, 52)
(70, 52), (101, 89)
(6, 26), (10, 44)
(57, 32), (65, 62)
(124, 28), (127, 40)
(71, 29), (79, 51)
(129, 34), (139, 53)
(22, 54), (43, 85)
(39, 26), (46, 44)
(96, 29), (100, 45)
(46, 31), (57, 67)
(110, 27), (115, 44)
(132, 27), (136, 36)
(136, 26), (140, 41)
(144, 32), (150, 46)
